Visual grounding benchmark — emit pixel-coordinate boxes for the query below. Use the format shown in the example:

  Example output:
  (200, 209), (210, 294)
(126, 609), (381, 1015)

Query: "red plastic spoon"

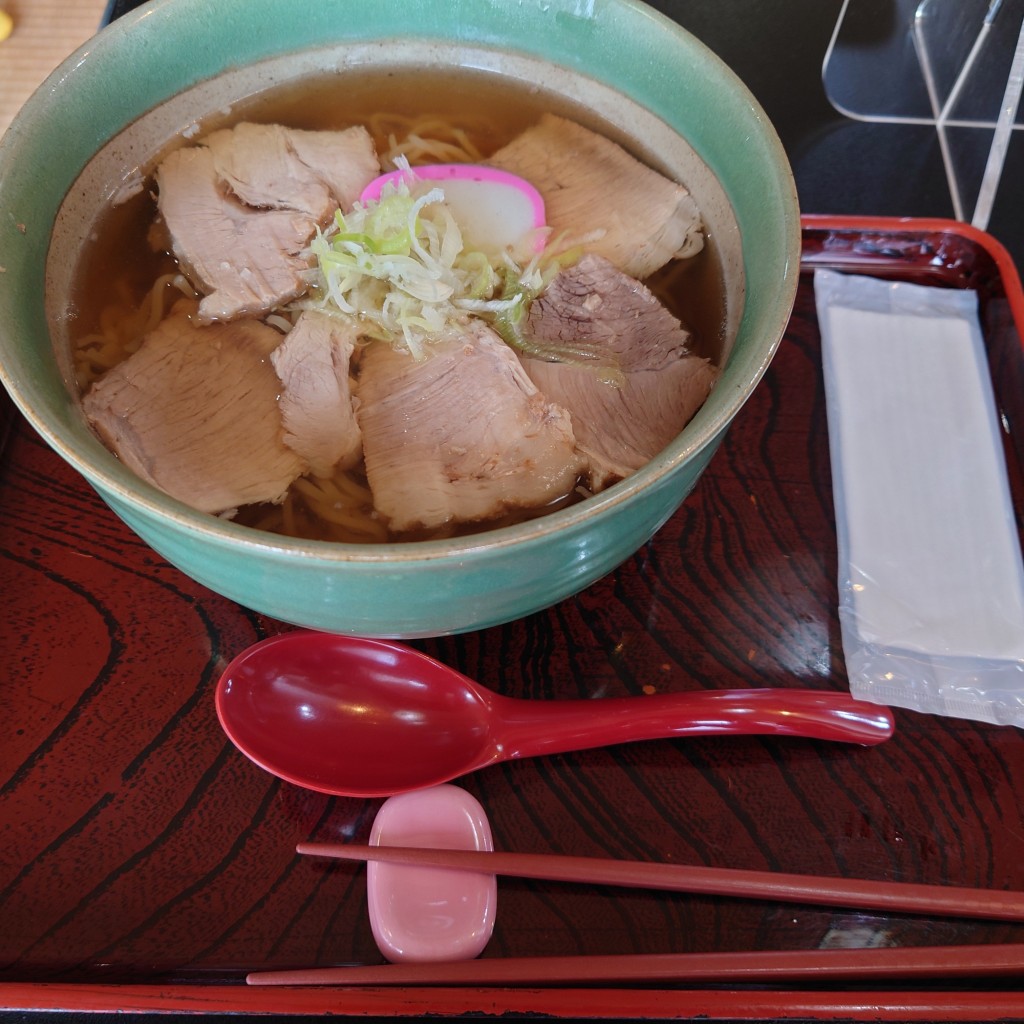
(214, 631), (894, 798)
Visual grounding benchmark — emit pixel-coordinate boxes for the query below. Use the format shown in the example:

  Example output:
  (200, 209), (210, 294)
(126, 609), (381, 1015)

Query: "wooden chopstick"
(247, 942), (1024, 987)
(297, 842), (1024, 922)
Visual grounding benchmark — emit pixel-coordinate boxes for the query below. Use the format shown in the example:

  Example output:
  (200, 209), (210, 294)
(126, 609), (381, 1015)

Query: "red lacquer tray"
(2, 217), (1024, 1021)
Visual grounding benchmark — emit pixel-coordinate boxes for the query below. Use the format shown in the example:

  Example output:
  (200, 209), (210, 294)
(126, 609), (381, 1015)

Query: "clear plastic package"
(815, 268), (1024, 726)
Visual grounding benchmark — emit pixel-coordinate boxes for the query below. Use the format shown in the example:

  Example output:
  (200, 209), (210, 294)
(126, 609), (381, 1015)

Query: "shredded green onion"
(300, 179), (515, 358)
(297, 174), (617, 381)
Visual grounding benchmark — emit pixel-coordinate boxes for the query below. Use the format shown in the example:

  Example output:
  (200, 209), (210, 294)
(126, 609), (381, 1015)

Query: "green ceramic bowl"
(0, 0), (799, 637)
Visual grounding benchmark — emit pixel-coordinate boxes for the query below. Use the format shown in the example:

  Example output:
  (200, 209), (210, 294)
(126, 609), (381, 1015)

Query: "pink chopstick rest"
(367, 784), (497, 963)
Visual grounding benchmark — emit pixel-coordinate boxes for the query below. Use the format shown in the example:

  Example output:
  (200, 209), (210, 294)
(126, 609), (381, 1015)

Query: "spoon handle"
(298, 842), (1024, 921)
(493, 688), (894, 758)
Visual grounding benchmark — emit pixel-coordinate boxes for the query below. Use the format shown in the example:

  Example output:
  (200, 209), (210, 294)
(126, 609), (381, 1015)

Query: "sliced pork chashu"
(156, 122), (379, 322)
(271, 311), (362, 477)
(82, 304), (303, 515)
(205, 123), (377, 218)
(356, 322), (582, 533)
(522, 254), (719, 488)
(487, 114), (703, 279)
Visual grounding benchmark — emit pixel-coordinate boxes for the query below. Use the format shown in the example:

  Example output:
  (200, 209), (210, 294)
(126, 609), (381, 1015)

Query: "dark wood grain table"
(4, 0), (1024, 1020)
(2, 218), (1024, 1021)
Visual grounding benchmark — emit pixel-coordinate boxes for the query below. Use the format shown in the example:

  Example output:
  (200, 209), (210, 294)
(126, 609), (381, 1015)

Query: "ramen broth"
(70, 66), (728, 543)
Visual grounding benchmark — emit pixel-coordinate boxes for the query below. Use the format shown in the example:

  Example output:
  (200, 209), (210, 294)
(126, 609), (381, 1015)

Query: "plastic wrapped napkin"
(815, 269), (1024, 726)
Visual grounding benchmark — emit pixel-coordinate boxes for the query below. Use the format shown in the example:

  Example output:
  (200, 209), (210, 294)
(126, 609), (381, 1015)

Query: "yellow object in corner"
(0, 9), (13, 41)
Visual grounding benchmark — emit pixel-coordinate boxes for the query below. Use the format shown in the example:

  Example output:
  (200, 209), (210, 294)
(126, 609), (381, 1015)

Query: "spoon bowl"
(215, 631), (895, 797)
